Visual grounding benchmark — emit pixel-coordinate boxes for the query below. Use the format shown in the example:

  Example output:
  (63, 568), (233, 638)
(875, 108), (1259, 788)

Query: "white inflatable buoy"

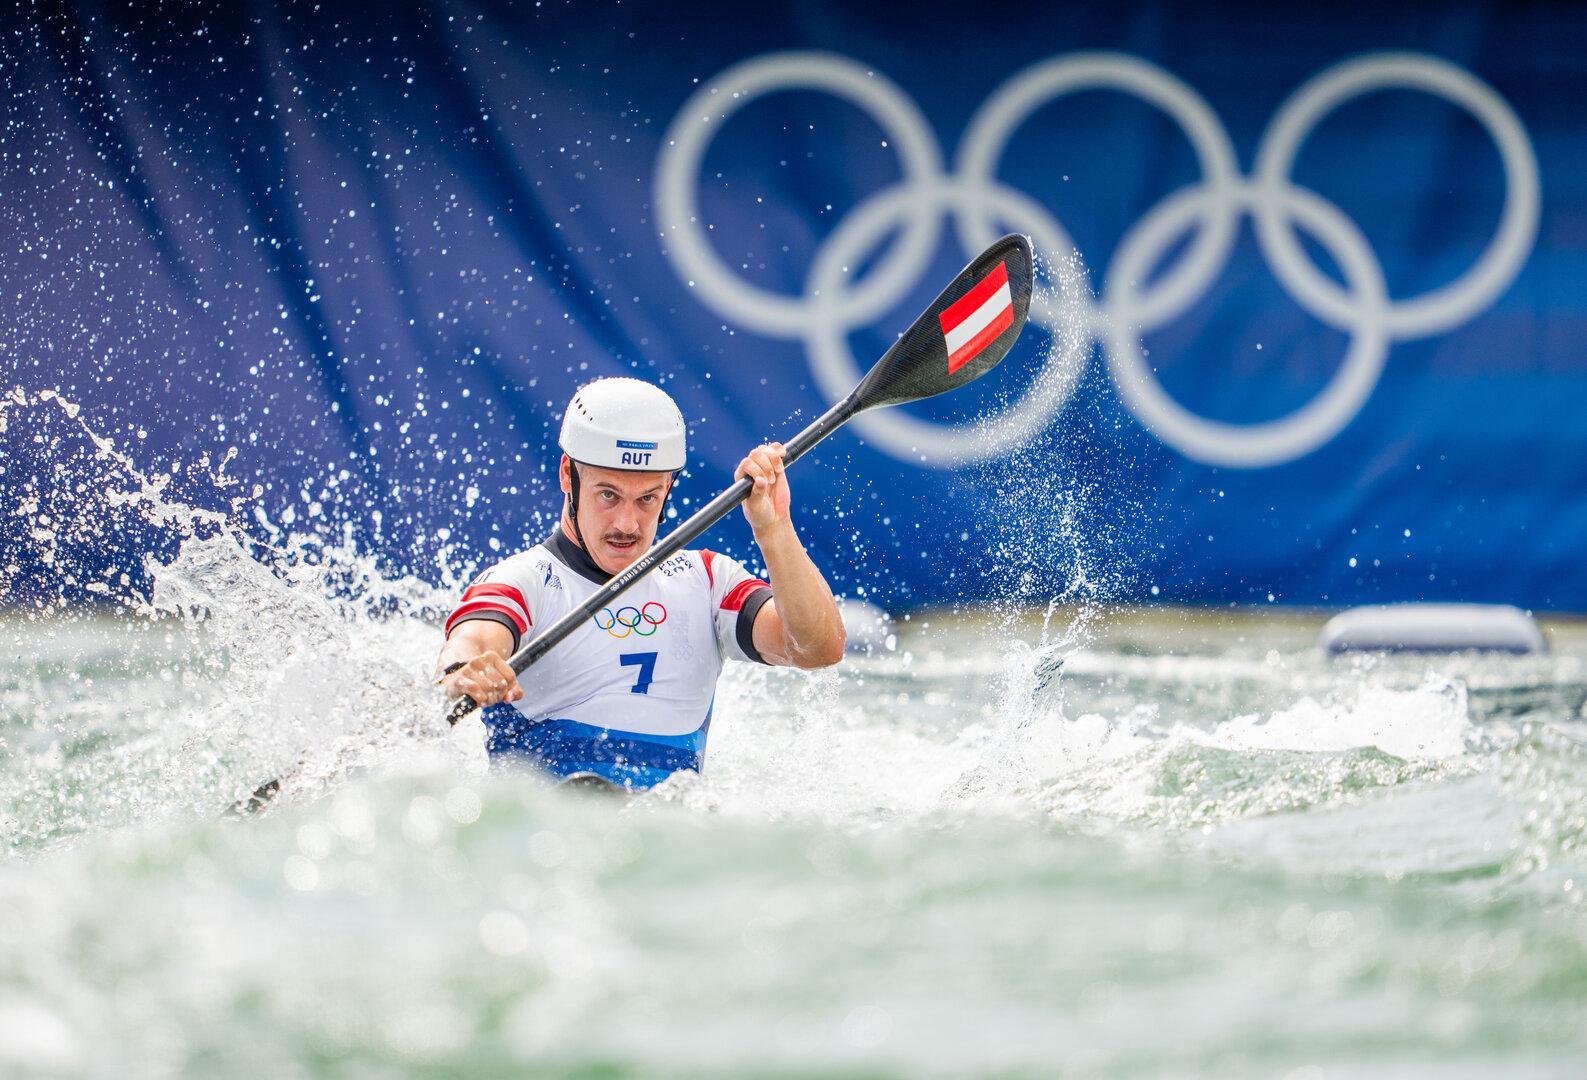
(1319, 603), (1546, 655)
(835, 597), (895, 655)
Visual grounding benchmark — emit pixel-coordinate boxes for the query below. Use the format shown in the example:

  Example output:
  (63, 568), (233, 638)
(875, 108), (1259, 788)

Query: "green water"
(4, 596), (1587, 1078)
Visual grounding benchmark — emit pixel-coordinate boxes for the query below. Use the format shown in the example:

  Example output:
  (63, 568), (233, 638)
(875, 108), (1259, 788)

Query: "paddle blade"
(852, 233), (1034, 410)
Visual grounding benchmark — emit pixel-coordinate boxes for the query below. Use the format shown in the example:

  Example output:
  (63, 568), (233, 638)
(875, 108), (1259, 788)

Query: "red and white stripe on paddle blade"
(938, 260), (1014, 374)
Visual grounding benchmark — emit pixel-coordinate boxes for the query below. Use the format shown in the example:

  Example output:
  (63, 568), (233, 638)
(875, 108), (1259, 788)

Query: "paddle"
(237, 232), (1034, 812)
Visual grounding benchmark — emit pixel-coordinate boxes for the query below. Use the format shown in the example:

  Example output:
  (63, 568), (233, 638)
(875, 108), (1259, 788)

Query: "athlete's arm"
(736, 443), (846, 669)
(434, 619), (523, 705)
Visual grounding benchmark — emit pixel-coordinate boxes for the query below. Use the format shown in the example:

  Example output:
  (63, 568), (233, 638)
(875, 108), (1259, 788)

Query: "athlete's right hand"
(440, 651), (524, 705)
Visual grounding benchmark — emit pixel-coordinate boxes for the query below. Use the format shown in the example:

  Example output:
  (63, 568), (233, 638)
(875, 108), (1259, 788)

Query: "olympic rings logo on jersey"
(594, 602), (668, 639)
(656, 50), (1540, 468)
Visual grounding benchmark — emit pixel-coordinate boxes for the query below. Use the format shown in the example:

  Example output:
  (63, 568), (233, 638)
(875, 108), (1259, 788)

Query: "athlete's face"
(560, 455), (672, 574)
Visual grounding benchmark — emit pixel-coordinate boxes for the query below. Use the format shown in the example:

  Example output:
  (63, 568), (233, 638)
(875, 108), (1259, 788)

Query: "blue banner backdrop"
(0, 1), (1583, 609)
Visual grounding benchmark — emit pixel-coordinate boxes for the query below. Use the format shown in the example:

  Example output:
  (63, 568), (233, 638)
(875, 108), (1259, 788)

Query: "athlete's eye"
(599, 490), (617, 503)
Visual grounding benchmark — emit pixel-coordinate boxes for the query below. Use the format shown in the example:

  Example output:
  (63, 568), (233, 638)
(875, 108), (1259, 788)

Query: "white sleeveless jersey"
(443, 529), (772, 787)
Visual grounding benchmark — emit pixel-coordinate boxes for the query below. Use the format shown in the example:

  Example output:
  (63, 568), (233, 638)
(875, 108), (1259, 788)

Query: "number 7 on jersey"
(620, 651), (658, 695)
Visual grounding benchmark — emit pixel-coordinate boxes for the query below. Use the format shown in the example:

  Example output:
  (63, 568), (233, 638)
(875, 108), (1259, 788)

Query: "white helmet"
(558, 377), (686, 472)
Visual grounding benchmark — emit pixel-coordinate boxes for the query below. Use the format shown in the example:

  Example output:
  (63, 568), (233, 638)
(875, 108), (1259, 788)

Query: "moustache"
(602, 532), (643, 545)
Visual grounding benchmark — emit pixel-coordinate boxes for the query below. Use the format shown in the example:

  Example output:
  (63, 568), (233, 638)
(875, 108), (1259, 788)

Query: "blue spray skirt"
(481, 703), (710, 790)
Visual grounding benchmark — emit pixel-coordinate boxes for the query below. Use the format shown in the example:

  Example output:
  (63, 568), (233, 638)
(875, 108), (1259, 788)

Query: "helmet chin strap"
(567, 460), (593, 554)
(566, 461), (677, 556)
(657, 473), (676, 529)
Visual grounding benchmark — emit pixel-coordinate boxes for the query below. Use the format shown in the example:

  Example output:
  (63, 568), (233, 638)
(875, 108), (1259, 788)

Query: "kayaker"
(433, 377), (846, 789)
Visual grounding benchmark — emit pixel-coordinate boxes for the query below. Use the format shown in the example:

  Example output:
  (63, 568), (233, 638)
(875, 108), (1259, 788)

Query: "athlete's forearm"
(753, 518), (845, 665)
(433, 620), (513, 680)
(433, 636), (484, 679)
(433, 619), (522, 704)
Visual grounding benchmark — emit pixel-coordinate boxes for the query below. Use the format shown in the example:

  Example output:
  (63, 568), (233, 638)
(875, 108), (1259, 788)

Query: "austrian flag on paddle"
(938, 260), (1014, 374)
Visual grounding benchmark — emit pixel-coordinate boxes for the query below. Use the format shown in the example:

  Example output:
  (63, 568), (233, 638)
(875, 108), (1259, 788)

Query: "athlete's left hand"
(736, 442), (790, 535)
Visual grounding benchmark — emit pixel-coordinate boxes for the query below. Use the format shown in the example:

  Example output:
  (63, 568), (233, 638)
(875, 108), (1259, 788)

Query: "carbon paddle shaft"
(444, 393), (860, 726)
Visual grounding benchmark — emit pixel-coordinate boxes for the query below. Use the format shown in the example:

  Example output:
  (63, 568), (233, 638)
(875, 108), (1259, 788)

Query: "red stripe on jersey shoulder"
(461, 581), (529, 620)
(699, 549), (717, 588)
(720, 578), (770, 612)
(444, 599), (530, 637)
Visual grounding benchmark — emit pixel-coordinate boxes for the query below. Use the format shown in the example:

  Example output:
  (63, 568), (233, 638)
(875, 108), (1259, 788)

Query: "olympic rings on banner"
(594, 602), (668, 639)
(656, 50), (1539, 467)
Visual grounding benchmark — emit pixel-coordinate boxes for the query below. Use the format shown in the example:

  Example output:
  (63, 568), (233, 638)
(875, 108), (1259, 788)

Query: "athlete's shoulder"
(690, 548), (774, 664)
(693, 548), (771, 607)
(447, 546), (552, 646)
